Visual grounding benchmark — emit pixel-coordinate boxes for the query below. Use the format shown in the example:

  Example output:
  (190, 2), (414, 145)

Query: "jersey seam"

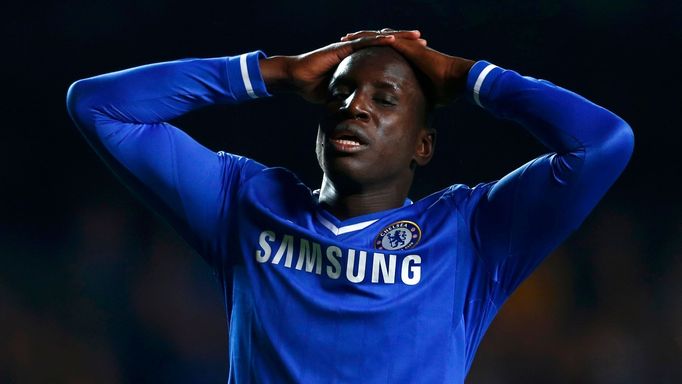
(162, 124), (184, 218)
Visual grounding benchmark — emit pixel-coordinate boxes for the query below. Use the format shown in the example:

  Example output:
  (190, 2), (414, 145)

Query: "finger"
(340, 29), (420, 42)
(343, 29), (397, 38)
(331, 34), (397, 59)
(346, 34), (396, 50)
(383, 38), (430, 62)
(341, 29), (420, 41)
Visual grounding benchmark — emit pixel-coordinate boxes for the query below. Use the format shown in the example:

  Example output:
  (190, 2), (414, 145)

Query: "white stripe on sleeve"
(239, 54), (257, 99)
(473, 64), (498, 108)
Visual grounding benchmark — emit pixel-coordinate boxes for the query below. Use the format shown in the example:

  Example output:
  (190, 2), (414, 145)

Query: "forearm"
(258, 56), (291, 94)
(66, 51), (270, 129)
(466, 61), (634, 163)
(468, 62), (635, 295)
(64, 51), (271, 265)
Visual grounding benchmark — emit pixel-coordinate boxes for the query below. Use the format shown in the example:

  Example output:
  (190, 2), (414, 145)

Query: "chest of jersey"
(224, 169), (488, 382)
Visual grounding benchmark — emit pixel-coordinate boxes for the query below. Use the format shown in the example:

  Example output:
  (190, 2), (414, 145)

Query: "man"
(66, 28), (634, 383)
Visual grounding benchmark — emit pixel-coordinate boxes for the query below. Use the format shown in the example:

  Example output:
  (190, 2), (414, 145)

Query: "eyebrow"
(328, 78), (403, 93)
(373, 80), (402, 92)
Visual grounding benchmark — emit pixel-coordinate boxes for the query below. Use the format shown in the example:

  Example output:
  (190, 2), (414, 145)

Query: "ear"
(413, 128), (436, 167)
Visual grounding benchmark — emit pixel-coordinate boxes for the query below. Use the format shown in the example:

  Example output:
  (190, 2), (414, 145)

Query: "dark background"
(2, 0), (680, 382)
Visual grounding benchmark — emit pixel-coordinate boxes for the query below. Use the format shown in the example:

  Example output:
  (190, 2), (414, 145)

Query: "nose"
(340, 91), (370, 121)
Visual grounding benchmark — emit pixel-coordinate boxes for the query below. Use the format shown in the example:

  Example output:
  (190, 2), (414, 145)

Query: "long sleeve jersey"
(66, 50), (634, 383)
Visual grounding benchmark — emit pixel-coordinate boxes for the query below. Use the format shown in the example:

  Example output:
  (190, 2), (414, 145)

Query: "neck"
(317, 174), (412, 220)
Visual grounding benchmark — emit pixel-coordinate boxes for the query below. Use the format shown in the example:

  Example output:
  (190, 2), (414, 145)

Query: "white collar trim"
(316, 213), (378, 236)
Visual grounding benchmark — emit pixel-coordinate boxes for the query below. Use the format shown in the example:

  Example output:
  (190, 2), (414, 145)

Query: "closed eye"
(332, 91), (350, 99)
(328, 87), (351, 101)
(374, 97), (396, 106)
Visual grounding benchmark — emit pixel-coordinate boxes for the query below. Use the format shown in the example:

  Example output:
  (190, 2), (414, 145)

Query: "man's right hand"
(341, 29), (475, 106)
(259, 30), (423, 103)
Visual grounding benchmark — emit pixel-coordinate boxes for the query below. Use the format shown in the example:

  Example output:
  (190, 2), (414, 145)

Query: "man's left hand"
(341, 28), (475, 106)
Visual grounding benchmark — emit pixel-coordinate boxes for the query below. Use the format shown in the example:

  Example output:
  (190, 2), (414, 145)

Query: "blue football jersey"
(66, 50), (634, 383)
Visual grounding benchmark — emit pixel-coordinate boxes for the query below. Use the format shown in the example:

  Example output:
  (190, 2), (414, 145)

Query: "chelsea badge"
(374, 220), (422, 251)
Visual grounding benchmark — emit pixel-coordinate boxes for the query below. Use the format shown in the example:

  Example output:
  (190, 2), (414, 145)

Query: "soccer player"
(66, 29), (634, 382)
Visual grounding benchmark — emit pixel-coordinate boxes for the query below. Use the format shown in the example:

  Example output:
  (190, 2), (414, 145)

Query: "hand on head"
(260, 28), (474, 105)
(259, 31), (401, 103)
(340, 28), (475, 106)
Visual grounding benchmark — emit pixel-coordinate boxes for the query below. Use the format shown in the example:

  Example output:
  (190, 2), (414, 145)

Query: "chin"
(320, 155), (374, 190)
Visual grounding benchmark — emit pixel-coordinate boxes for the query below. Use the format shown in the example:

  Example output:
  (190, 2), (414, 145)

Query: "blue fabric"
(66, 51), (634, 383)
(226, 50), (271, 99)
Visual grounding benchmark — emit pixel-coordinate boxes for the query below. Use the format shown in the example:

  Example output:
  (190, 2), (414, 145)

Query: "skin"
(315, 47), (434, 219)
(259, 29), (475, 220)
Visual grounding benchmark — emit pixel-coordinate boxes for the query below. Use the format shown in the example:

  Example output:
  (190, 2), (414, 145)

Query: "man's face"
(316, 47), (432, 189)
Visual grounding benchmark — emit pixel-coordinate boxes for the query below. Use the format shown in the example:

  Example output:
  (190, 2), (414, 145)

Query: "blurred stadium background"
(1, 0), (680, 382)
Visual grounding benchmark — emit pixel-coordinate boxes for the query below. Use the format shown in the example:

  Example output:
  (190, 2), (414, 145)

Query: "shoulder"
(238, 165), (316, 214)
(216, 151), (265, 181)
(415, 181), (497, 215)
(240, 165), (311, 193)
(213, 153), (310, 207)
(398, 182), (498, 234)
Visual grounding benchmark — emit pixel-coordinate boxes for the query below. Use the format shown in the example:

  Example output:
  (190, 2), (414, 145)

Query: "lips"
(327, 123), (370, 153)
(330, 138), (366, 153)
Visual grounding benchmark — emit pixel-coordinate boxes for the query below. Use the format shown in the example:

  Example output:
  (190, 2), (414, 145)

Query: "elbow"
(66, 78), (100, 129)
(593, 116), (635, 175)
(609, 117), (634, 163)
(66, 79), (87, 121)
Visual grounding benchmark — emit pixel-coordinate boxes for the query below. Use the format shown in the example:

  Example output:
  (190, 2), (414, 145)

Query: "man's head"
(316, 46), (435, 191)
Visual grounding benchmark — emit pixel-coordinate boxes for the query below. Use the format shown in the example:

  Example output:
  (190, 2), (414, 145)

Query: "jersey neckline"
(312, 190), (413, 236)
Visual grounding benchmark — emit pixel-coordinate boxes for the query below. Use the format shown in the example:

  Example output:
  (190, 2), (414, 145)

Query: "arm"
(466, 61), (634, 298)
(341, 30), (634, 297)
(66, 36), (400, 267)
(66, 52), (271, 267)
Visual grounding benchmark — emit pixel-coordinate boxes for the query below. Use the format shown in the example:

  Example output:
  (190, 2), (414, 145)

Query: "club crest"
(374, 220), (422, 250)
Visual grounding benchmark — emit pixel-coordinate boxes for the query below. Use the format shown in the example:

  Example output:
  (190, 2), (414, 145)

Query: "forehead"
(330, 48), (418, 91)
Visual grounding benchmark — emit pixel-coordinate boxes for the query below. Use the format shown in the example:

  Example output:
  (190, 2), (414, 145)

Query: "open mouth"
(328, 131), (368, 153)
(333, 135), (362, 146)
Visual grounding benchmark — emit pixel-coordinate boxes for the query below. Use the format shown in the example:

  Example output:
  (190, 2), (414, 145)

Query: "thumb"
(333, 35), (396, 60)
(384, 38), (430, 63)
